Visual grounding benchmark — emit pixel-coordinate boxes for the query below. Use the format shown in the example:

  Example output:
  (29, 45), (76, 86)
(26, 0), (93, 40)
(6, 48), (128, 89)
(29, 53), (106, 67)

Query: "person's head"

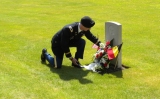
(80, 16), (95, 31)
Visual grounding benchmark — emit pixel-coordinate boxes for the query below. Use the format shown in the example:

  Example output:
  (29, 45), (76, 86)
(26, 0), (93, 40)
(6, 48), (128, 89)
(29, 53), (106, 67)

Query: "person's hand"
(70, 57), (78, 65)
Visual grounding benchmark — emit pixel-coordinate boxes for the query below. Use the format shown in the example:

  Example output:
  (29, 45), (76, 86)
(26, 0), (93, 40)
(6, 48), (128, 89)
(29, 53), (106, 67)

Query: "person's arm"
(85, 31), (101, 46)
(60, 27), (72, 58)
(60, 27), (78, 65)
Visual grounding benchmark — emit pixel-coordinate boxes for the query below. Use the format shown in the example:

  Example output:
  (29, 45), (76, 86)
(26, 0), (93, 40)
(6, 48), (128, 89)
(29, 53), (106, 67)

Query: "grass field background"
(0, 0), (160, 99)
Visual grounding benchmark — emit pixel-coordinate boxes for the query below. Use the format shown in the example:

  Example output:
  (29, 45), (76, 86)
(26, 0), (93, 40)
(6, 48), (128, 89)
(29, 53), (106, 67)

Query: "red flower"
(96, 54), (99, 58)
(104, 63), (107, 67)
(100, 52), (103, 56)
(106, 41), (110, 46)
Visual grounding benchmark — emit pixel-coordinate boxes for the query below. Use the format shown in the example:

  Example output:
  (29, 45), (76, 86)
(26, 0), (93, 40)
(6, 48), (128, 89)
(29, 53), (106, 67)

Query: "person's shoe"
(72, 62), (83, 68)
(41, 48), (47, 62)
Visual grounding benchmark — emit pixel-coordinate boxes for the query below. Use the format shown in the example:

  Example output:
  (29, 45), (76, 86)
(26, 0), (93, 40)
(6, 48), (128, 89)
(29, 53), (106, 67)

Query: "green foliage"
(0, 0), (160, 99)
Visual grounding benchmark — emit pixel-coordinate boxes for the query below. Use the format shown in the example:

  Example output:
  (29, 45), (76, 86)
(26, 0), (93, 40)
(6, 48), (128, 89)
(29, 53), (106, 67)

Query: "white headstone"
(105, 21), (122, 68)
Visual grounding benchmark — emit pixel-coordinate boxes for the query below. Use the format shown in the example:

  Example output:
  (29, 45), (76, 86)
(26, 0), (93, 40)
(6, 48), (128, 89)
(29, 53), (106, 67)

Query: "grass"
(0, 0), (160, 99)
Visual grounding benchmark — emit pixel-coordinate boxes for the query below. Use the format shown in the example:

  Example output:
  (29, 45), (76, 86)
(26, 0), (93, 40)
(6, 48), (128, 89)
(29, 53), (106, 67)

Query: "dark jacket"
(51, 22), (100, 58)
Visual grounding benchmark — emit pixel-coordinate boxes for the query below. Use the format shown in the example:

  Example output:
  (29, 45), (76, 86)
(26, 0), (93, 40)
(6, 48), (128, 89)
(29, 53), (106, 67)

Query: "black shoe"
(72, 62), (83, 68)
(41, 48), (47, 62)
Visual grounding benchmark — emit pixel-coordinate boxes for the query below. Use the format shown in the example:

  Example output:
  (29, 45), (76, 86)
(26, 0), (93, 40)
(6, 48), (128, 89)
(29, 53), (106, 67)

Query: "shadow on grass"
(93, 64), (130, 78)
(41, 62), (130, 83)
(41, 62), (93, 84)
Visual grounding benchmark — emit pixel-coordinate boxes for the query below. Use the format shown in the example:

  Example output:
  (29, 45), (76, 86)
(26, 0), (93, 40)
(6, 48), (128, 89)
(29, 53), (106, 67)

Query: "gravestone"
(105, 21), (122, 68)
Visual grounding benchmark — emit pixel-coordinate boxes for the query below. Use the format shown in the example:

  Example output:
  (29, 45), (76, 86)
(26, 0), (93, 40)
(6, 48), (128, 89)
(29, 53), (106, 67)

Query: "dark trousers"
(45, 38), (86, 68)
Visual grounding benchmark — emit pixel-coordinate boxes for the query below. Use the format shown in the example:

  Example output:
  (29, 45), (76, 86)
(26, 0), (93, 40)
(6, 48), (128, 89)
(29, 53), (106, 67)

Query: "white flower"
(99, 43), (105, 49)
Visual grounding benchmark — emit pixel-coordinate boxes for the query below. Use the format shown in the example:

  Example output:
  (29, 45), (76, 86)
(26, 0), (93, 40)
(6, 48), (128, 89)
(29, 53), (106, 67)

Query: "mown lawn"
(0, 0), (160, 99)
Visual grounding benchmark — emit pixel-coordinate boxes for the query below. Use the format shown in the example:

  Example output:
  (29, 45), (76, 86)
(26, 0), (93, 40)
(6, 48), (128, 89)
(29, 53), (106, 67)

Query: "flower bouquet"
(83, 39), (122, 73)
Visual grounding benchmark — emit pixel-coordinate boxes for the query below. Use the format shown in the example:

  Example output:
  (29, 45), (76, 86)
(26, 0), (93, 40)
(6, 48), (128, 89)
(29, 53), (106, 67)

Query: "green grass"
(1, 0), (160, 99)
